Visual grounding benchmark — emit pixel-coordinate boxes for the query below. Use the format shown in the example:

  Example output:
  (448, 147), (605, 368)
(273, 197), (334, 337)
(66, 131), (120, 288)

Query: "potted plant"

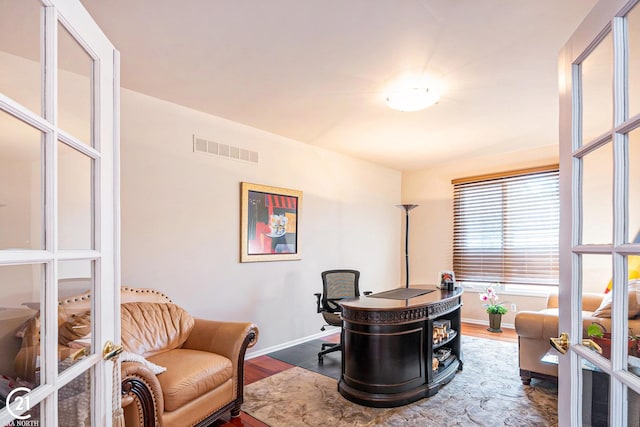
(479, 287), (508, 333)
(586, 322), (637, 359)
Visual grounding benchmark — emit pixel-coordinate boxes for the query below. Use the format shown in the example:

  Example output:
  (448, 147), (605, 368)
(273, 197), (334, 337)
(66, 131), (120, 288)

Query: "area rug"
(268, 339), (342, 380)
(244, 336), (557, 427)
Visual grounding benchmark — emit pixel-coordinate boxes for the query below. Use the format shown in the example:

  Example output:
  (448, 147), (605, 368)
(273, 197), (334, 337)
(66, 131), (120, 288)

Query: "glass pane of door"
(629, 128), (640, 243)
(58, 260), (93, 375)
(58, 141), (93, 250)
(0, 264), (44, 388)
(582, 142), (613, 245)
(581, 362), (611, 426)
(629, 5), (640, 119)
(630, 388), (640, 426)
(0, 0), (42, 116)
(57, 22), (93, 145)
(58, 366), (92, 427)
(582, 32), (613, 145)
(0, 110), (44, 250)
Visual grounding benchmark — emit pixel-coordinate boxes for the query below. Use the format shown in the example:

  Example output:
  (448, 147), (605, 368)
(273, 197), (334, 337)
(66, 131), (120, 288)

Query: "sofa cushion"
(147, 348), (233, 412)
(121, 302), (195, 357)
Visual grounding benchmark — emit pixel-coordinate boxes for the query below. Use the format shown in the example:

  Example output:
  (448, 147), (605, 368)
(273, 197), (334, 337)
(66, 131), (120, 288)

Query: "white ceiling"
(79, 0), (597, 171)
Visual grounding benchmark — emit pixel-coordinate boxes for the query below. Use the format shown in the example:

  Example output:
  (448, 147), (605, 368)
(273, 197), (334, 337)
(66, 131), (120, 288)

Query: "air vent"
(193, 135), (258, 164)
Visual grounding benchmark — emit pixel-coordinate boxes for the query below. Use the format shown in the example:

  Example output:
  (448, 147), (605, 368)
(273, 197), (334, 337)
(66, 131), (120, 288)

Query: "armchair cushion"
(121, 302), (195, 357)
(147, 349), (233, 412)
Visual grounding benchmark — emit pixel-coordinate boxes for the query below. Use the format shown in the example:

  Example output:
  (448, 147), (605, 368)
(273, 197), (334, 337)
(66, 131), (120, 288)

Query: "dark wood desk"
(338, 285), (463, 407)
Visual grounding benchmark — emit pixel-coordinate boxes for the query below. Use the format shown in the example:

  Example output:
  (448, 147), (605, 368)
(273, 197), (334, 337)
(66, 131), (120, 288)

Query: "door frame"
(559, 0), (640, 425)
(0, 0), (120, 425)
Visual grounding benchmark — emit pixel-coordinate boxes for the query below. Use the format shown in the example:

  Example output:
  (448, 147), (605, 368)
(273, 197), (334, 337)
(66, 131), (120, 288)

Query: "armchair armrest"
(183, 319), (258, 357)
(515, 310), (559, 341)
(121, 361), (163, 427)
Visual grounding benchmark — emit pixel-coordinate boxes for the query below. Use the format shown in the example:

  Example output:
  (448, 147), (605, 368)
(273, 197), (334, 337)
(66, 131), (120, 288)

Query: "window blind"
(452, 168), (559, 286)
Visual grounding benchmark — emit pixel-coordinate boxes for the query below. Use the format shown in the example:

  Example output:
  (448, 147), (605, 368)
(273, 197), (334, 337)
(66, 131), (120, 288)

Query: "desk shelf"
(433, 330), (457, 350)
(433, 356), (460, 380)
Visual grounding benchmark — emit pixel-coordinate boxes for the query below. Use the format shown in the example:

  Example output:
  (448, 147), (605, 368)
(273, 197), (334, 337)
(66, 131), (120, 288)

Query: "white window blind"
(452, 167), (559, 286)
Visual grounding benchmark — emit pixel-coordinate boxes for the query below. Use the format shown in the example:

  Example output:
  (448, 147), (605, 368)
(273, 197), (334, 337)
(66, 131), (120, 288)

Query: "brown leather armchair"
(119, 287), (259, 427)
(13, 287), (259, 427)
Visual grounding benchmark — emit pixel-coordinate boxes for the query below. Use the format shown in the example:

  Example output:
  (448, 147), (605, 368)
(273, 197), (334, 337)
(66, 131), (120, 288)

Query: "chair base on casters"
(318, 342), (341, 363)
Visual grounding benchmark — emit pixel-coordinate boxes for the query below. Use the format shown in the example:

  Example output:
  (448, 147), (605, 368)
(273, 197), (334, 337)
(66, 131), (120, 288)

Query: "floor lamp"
(397, 204), (419, 288)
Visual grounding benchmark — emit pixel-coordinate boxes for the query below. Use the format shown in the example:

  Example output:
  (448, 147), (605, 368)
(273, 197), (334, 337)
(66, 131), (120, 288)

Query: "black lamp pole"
(397, 204), (419, 288)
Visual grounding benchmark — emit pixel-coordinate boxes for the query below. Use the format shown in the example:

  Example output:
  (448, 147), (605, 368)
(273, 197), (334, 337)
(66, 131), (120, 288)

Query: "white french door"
(560, 0), (640, 425)
(0, 0), (119, 425)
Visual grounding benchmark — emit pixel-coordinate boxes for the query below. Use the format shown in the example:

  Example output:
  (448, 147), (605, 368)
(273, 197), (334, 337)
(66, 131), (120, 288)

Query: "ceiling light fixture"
(385, 86), (441, 112)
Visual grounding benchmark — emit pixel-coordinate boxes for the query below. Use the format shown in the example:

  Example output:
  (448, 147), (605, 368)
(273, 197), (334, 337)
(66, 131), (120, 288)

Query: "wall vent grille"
(193, 135), (258, 164)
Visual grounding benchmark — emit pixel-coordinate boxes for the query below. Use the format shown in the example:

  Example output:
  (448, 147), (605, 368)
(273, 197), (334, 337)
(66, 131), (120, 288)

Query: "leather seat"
(118, 290), (259, 427)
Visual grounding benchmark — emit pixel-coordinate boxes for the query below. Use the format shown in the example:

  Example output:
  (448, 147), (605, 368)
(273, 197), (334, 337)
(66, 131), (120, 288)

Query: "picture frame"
(438, 270), (456, 290)
(240, 182), (302, 262)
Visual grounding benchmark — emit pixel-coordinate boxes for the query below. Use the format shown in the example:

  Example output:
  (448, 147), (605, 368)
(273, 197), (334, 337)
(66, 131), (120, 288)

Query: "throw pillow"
(593, 280), (640, 318)
(605, 255), (640, 293)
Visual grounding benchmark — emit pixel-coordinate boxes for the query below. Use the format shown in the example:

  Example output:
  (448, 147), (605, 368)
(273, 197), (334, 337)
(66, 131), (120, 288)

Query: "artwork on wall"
(240, 182), (302, 262)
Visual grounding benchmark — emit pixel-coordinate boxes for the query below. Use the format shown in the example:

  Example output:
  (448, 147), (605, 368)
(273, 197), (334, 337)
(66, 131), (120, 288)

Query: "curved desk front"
(338, 285), (463, 407)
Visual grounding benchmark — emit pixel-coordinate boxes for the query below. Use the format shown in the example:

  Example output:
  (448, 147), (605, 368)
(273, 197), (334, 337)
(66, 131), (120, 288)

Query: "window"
(452, 166), (559, 287)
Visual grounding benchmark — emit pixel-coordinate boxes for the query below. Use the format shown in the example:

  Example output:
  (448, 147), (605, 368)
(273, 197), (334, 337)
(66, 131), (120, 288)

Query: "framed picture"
(438, 271), (456, 290)
(240, 182), (302, 262)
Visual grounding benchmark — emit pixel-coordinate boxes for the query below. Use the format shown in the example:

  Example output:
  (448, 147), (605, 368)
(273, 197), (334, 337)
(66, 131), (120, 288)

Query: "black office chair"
(314, 269), (364, 362)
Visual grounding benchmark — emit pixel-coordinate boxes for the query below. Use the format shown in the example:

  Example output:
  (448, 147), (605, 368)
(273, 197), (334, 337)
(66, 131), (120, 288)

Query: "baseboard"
(246, 327), (340, 359)
(461, 317), (515, 330)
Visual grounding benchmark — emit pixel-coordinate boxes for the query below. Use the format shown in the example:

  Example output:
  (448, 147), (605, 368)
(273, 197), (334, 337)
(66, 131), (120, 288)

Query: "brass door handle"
(103, 341), (123, 361)
(581, 339), (602, 354)
(550, 332), (603, 355)
(550, 332), (569, 354)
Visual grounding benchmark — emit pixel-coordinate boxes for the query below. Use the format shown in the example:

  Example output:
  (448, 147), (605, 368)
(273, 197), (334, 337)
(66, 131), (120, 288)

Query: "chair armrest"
(183, 319), (258, 367)
(184, 319), (258, 355)
(121, 361), (163, 427)
(515, 310), (559, 340)
(314, 293), (322, 313)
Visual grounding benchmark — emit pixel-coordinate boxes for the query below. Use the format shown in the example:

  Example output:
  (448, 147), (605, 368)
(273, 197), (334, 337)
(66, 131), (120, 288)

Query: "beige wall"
(120, 89), (402, 354)
(401, 145), (560, 324)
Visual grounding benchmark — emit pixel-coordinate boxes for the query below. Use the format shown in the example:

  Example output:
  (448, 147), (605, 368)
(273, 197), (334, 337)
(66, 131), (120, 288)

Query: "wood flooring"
(211, 323), (517, 426)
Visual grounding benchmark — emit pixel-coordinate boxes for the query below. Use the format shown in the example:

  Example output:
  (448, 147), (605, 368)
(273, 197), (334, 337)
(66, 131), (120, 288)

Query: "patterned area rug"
(244, 336), (557, 427)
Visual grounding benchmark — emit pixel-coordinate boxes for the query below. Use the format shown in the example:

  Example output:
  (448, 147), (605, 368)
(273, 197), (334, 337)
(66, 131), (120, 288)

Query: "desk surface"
(339, 285), (463, 311)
